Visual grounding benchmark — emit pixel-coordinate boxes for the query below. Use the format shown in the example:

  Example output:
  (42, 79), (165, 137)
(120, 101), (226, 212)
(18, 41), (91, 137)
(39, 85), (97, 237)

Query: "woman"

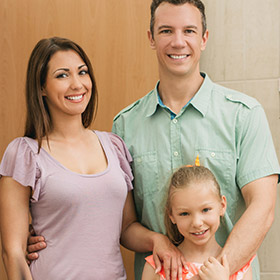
(0, 37), (179, 280)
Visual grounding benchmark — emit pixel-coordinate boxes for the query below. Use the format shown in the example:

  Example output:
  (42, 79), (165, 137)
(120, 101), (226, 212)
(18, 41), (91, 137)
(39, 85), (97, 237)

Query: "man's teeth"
(193, 230), (207, 235)
(66, 95), (83, 100)
(170, 55), (187, 59)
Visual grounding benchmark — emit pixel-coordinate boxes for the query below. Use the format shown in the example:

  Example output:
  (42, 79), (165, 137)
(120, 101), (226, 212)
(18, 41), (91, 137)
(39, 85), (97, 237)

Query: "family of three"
(0, 0), (279, 279)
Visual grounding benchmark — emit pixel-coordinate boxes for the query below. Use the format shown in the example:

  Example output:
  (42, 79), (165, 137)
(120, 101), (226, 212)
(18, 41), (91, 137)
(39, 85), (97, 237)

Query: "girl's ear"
(220, 195), (227, 216)
(169, 213), (176, 224)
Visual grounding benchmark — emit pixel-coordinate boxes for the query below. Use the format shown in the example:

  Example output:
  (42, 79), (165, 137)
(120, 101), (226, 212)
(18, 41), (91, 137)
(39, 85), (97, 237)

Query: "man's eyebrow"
(157, 25), (198, 30)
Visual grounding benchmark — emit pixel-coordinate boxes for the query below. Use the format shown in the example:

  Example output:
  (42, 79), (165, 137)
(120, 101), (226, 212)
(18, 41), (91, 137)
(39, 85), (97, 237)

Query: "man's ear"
(200, 29), (209, 51)
(147, 30), (156, 50)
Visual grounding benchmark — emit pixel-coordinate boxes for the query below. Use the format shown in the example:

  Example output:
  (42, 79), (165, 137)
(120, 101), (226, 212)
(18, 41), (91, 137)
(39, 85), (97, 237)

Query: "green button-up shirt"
(112, 73), (280, 280)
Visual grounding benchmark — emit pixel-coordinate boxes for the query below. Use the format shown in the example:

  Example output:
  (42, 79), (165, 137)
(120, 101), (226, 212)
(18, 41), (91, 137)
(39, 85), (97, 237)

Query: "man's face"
(148, 2), (208, 79)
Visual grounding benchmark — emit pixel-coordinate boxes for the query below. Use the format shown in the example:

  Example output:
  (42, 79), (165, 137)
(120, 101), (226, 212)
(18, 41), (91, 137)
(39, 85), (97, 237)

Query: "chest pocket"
(195, 148), (234, 191)
(131, 151), (159, 197)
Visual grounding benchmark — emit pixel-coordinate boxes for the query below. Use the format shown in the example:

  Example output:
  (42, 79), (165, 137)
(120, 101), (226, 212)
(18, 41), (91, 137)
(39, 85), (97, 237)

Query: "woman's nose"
(70, 75), (83, 90)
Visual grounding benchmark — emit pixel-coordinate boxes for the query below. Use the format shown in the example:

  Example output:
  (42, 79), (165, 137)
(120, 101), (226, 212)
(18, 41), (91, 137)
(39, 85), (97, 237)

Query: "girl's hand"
(198, 255), (229, 280)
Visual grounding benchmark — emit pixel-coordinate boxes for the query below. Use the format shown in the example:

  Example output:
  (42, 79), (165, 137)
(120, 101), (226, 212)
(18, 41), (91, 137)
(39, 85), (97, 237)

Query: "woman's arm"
(120, 191), (187, 280)
(0, 176), (33, 280)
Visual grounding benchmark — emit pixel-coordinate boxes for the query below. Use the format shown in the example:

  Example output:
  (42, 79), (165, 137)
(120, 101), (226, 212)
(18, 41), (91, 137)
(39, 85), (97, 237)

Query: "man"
(112, 0), (279, 279)
(28, 1), (279, 279)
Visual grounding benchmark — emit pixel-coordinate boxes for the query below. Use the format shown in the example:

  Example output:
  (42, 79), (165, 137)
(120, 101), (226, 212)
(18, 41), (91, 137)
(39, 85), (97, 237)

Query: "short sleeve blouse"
(0, 130), (133, 280)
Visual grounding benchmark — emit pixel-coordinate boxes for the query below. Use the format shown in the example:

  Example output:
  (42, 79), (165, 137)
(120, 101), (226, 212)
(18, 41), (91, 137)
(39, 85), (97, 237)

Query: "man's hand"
(26, 225), (47, 263)
(152, 234), (187, 280)
(198, 255), (229, 280)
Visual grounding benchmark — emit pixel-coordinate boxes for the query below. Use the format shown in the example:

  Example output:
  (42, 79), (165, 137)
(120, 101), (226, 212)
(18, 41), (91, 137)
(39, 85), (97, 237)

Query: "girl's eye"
(203, 208), (211, 213)
(180, 212), (189, 216)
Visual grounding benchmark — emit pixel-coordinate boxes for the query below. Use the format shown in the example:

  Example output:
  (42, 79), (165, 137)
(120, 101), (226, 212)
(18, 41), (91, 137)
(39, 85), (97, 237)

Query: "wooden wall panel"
(0, 0), (158, 279)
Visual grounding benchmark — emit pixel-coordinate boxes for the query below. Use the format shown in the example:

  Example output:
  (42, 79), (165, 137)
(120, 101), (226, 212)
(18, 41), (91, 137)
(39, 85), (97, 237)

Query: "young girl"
(142, 164), (254, 280)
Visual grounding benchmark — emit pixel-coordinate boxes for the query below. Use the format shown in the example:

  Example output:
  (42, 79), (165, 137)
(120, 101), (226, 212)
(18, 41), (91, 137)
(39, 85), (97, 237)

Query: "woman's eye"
(79, 70), (88, 75)
(56, 73), (68, 79)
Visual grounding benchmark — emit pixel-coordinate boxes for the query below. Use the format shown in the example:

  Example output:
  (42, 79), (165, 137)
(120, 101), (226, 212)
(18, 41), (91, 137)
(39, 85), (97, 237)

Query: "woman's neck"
(48, 115), (87, 142)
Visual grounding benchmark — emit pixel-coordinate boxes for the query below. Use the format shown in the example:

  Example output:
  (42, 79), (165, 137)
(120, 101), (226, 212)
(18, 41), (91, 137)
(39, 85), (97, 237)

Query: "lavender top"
(0, 131), (133, 280)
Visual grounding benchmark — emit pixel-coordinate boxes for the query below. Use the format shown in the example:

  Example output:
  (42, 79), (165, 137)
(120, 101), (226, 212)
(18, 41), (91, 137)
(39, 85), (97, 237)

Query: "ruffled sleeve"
(145, 255), (200, 280)
(230, 255), (256, 280)
(108, 132), (134, 191)
(0, 137), (41, 201)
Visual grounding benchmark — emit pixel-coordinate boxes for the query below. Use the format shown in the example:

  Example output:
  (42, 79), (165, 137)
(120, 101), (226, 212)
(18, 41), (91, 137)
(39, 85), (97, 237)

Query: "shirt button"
(211, 152), (216, 158)
(137, 158), (142, 163)
(174, 151), (179, 157)
(173, 119), (178, 124)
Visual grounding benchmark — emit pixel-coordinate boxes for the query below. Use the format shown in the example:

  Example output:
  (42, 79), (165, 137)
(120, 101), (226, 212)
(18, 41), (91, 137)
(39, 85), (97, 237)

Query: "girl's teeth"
(193, 230), (206, 235)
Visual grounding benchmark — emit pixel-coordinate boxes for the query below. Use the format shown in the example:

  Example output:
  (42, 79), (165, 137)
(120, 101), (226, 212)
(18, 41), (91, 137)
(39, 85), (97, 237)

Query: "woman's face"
(42, 50), (92, 121)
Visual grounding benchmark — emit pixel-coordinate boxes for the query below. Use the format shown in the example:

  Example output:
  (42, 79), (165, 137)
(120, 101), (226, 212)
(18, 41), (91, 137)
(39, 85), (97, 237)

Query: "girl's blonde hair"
(164, 165), (222, 245)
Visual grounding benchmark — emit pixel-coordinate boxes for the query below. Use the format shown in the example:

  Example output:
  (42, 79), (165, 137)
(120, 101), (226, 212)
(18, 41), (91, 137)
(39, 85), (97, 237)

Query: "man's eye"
(185, 29), (195, 34)
(160, 29), (171, 34)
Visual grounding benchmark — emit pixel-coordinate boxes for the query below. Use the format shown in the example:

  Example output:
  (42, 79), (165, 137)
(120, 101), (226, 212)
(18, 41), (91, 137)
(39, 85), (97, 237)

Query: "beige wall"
(0, 0), (279, 279)
(202, 1), (280, 279)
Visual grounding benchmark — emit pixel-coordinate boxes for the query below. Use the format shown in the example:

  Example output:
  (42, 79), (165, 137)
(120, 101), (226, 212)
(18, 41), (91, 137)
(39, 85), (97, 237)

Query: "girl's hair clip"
(186, 155), (200, 167)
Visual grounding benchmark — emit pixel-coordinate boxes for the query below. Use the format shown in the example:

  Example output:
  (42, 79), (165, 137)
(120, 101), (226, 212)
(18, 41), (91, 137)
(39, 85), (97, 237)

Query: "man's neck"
(158, 72), (204, 114)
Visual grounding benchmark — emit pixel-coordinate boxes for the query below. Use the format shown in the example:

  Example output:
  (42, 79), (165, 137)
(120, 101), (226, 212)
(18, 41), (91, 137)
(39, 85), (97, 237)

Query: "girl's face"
(42, 50), (92, 121)
(169, 181), (226, 247)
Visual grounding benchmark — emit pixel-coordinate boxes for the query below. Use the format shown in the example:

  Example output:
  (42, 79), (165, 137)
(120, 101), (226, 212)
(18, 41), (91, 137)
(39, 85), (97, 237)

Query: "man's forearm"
(219, 176), (277, 275)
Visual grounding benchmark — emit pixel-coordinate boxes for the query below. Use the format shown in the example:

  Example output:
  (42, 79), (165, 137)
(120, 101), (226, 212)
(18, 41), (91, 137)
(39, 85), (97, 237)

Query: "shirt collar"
(190, 73), (214, 117)
(145, 81), (161, 117)
(145, 73), (214, 118)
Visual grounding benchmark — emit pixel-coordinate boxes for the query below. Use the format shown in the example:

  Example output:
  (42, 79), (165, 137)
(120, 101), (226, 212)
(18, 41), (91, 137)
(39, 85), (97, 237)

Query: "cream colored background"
(0, 0), (279, 279)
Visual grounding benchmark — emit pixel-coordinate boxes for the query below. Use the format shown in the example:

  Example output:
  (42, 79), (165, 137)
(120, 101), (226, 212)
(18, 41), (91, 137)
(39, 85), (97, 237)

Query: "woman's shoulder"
(3, 137), (37, 158)
(94, 130), (131, 160)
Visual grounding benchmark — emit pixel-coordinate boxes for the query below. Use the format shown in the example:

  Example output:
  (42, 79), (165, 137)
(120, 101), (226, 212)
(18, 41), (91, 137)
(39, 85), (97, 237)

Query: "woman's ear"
(41, 87), (47, 96)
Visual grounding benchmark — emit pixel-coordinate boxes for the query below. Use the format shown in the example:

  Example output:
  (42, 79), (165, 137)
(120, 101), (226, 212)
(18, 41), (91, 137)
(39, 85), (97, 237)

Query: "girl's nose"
(192, 214), (203, 228)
